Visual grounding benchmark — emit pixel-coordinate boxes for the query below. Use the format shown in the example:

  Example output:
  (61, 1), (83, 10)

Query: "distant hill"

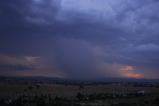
(0, 76), (159, 85)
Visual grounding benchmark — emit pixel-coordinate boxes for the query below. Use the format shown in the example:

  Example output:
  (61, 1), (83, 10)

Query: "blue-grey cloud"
(0, 0), (159, 79)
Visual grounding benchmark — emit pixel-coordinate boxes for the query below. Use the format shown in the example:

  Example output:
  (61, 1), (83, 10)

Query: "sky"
(0, 0), (159, 80)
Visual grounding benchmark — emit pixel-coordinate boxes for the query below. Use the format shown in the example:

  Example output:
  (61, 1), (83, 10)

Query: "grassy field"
(0, 81), (159, 106)
(0, 83), (159, 97)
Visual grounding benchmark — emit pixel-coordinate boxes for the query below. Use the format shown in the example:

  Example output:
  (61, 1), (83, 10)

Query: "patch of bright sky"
(60, 0), (122, 20)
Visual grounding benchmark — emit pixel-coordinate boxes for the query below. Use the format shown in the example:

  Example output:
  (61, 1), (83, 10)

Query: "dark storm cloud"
(0, 64), (34, 71)
(0, 0), (159, 79)
(0, 54), (65, 77)
(54, 38), (100, 79)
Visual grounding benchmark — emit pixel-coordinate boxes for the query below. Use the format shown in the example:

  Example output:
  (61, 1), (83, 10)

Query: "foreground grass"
(0, 83), (159, 106)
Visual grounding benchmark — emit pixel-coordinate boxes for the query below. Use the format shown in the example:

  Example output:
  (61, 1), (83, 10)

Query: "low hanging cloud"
(53, 37), (146, 79)
(98, 63), (144, 79)
(0, 54), (65, 78)
(119, 66), (144, 79)
(0, 54), (40, 66)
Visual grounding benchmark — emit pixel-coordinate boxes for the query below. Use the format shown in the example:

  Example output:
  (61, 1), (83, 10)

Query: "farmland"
(0, 77), (159, 106)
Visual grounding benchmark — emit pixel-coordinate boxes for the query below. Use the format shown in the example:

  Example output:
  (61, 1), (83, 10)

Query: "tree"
(76, 92), (85, 101)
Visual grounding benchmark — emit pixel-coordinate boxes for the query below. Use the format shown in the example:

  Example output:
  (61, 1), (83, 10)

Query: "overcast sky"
(0, 0), (159, 79)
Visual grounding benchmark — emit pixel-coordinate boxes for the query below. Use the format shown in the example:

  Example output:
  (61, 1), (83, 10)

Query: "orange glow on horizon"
(120, 66), (144, 79)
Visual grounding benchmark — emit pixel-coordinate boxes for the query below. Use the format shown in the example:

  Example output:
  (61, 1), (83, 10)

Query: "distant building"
(137, 90), (145, 96)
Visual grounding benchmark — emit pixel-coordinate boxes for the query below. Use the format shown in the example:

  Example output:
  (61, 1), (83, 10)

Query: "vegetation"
(0, 78), (159, 106)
